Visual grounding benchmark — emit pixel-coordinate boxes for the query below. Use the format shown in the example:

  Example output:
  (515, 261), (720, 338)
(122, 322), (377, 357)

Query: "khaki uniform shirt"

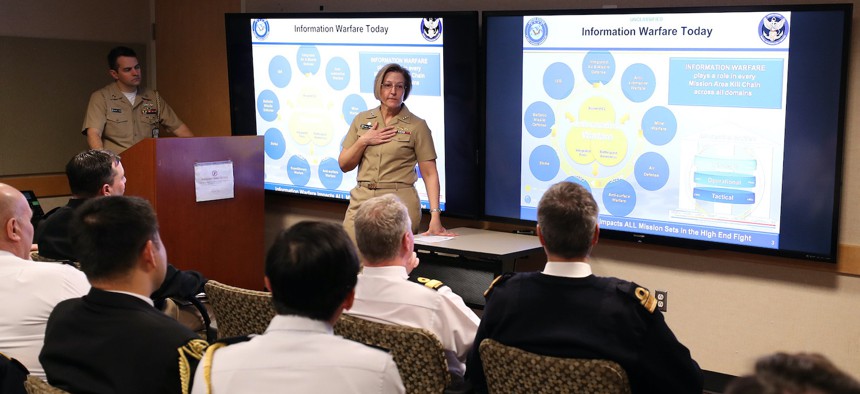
(342, 104), (437, 184)
(81, 83), (183, 153)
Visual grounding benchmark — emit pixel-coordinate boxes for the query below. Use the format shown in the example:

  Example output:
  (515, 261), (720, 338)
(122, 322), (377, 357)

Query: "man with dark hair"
(34, 149), (206, 307)
(83, 46), (193, 153)
(465, 181), (703, 393)
(346, 194), (479, 380)
(725, 352), (860, 394)
(35, 149), (124, 259)
(39, 196), (207, 394)
(191, 221), (404, 393)
(0, 184), (89, 380)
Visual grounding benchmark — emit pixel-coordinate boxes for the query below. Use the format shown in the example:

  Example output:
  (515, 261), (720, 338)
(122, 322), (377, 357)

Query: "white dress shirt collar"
(360, 265), (409, 280)
(105, 290), (155, 307)
(266, 314), (333, 335)
(542, 261), (593, 278)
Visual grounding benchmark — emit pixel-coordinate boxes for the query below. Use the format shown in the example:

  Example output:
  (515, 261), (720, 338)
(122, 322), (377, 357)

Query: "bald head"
(0, 183), (34, 259)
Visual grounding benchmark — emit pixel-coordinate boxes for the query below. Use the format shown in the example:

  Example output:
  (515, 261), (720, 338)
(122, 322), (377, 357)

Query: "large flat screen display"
(226, 12), (480, 217)
(483, 5), (850, 261)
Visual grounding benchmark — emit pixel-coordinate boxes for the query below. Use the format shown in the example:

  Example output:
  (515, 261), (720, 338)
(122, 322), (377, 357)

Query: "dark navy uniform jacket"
(465, 272), (703, 394)
(39, 288), (206, 394)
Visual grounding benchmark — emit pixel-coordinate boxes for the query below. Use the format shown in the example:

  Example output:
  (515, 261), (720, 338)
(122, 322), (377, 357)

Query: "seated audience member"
(0, 183), (89, 379)
(39, 196), (207, 394)
(0, 352), (28, 394)
(346, 194), (480, 379)
(192, 221), (404, 393)
(724, 352), (860, 394)
(34, 149), (206, 306)
(465, 181), (703, 393)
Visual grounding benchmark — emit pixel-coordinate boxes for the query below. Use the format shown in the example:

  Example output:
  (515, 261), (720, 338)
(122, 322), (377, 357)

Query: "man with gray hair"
(465, 181), (702, 393)
(346, 194), (479, 380)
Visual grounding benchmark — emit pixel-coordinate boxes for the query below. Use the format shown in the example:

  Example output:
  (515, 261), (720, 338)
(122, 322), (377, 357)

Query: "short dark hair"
(754, 352), (860, 393)
(66, 150), (121, 198)
(265, 221), (359, 321)
(354, 194), (410, 264)
(71, 196), (160, 281)
(373, 63), (413, 101)
(537, 181), (599, 259)
(107, 46), (138, 70)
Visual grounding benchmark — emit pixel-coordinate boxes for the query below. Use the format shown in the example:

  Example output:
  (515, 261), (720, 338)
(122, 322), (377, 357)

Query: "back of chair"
(479, 339), (631, 394)
(204, 280), (275, 339)
(29, 252), (80, 270)
(334, 314), (450, 393)
(24, 376), (70, 394)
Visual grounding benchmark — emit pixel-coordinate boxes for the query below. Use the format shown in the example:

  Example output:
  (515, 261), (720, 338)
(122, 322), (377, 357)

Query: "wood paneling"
(154, 0), (239, 137)
(0, 174), (69, 197)
(122, 136), (265, 290)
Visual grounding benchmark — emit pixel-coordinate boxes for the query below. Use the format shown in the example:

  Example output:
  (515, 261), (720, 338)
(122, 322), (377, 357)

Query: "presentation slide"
(518, 12), (791, 249)
(250, 17), (448, 209)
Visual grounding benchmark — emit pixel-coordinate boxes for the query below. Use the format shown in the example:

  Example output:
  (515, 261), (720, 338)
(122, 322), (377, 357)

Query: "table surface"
(414, 227), (543, 257)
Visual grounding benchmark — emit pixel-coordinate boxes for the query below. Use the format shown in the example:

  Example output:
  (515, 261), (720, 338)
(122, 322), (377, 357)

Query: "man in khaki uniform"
(82, 46), (193, 153)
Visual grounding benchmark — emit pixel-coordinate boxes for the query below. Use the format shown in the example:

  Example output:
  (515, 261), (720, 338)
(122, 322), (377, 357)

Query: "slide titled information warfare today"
(518, 12), (790, 248)
(251, 17), (447, 208)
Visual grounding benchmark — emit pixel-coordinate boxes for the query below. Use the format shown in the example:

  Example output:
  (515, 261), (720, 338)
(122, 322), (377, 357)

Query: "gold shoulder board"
(634, 286), (657, 314)
(417, 277), (444, 290)
(483, 274), (507, 298)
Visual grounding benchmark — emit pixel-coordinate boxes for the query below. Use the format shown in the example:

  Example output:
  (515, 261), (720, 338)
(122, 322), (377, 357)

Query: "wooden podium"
(121, 136), (265, 290)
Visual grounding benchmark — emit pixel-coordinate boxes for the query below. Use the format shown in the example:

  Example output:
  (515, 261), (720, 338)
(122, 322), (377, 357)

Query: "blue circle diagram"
(524, 101), (555, 138)
(641, 106), (678, 146)
(296, 46), (321, 75)
(268, 56), (291, 88)
(286, 155), (311, 186)
(564, 176), (593, 194)
(528, 145), (560, 181)
(542, 62), (575, 100)
(264, 128), (286, 160)
(621, 63), (656, 103)
(326, 57), (350, 91)
(318, 158), (343, 189)
(603, 179), (637, 217)
(582, 51), (615, 85)
(634, 152), (670, 191)
(257, 90), (280, 122)
(342, 94), (368, 126)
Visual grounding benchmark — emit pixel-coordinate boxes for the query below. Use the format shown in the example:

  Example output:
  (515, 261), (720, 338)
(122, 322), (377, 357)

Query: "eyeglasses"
(381, 82), (406, 91)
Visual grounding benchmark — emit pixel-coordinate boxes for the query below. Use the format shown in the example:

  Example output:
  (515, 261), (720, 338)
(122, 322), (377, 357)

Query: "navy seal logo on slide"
(253, 19), (270, 40)
(759, 13), (788, 45)
(421, 18), (442, 42)
(525, 17), (548, 46)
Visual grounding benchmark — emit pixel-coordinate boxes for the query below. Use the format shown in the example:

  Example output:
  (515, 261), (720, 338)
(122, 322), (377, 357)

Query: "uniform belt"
(358, 181), (411, 190)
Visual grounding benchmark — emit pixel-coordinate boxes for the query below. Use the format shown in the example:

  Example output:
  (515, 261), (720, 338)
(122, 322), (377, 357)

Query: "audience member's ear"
(140, 240), (157, 271)
(342, 288), (356, 311)
(401, 230), (411, 252)
(100, 184), (111, 197)
(4, 218), (14, 240)
(6, 217), (22, 242)
(536, 224), (545, 246)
